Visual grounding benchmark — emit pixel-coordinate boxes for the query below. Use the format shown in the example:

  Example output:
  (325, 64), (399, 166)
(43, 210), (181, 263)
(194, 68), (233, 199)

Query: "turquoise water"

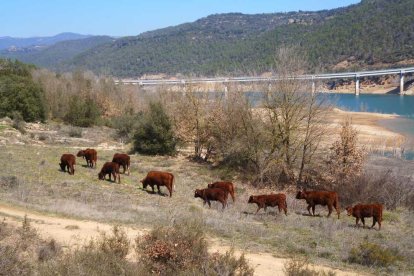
(326, 94), (414, 118)
(327, 93), (414, 160)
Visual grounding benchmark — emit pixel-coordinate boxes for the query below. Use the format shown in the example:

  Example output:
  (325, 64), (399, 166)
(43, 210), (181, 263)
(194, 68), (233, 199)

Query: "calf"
(60, 154), (76, 175)
(346, 204), (383, 230)
(194, 188), (228, 209)
(98, 162), (120, 183)
(248, 194), (287, 215)
(112, 153), (130, 175)
(296, 190), (340, 219)
(77, 148), (97, 168)
(207, 181), (236, 202)
(141, 171), (174, 197)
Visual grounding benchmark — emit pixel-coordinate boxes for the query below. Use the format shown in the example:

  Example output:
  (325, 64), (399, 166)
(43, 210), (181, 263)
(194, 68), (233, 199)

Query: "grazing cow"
(346, 204), (383, 230)
(207, 181), (236, 202)
(59, 154), (76, 175)
(296, 190), (340, 219)
(141, 171), (174, 197)
(112, 153), (130, 175)
(77, 148), (97, 168)
(248, 194), (287, 215)
(98, 162), (120, 183)
(194, 188), (228, 209)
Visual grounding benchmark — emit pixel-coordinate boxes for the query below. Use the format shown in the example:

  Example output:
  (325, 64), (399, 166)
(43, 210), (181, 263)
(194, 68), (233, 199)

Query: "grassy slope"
(0, 124), (413, 275)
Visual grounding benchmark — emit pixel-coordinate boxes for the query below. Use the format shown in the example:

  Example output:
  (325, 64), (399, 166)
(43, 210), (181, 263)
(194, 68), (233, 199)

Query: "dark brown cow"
(194, 188), (228, 209)
(77, 148), (97, 168)
(296, 190), (340, 219)
(248, 194), (287, 215)
(98, 162), (120, 183)
(112, 153), (130, 175)
(346, 204), (383, 230)
(141, 171), (174, 197)
(59, 154), (76, 175)
(207, 181), (236, 202)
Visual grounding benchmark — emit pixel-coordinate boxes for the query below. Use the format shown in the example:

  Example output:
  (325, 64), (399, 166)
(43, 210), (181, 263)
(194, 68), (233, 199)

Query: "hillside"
(0, 32), (91, 50)
(1, 36), (114, 68)
(3, 0), (414, 77)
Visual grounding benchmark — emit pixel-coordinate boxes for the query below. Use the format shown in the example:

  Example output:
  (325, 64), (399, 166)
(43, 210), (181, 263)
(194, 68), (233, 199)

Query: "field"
(0, 119), (413, 275)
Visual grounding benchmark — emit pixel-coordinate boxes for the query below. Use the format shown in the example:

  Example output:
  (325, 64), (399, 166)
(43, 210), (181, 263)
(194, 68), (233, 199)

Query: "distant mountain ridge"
(0, 32), (92, 50)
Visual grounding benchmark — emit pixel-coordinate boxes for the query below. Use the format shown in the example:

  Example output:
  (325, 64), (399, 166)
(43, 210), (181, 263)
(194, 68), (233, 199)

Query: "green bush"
(64, 96), (101, 127)
(11, 111), (26, 134)
(0, 60), (46, 122)
(133, 102), (177, 155)
(68, 126), (82, 138)
(348, 241), (402, 267)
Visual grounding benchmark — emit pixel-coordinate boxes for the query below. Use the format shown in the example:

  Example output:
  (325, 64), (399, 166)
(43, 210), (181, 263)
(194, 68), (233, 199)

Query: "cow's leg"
(151, 185), (155, 194)
(312, 205), (316, 216)
(283, 205), (288, 216)
(167, 186), (172, 197)
(307, 204), (312, 216)
(156, 185), (162, 195)
(355, 217), (360, 227)
(221, 200), (226, 209)
(377, 218), (381, 230)
(371, 218), (376, 229)
(255, 205), (262, 215)
(207, 200), (211, 208)
(278, 205), (282, 214)
(361, 217), (366, 228)
(327, 205), (333, 218)
(112, 172), (116, 182)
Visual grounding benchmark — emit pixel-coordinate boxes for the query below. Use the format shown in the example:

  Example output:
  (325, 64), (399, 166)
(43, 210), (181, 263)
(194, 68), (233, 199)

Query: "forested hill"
(3, 0), (414, 77)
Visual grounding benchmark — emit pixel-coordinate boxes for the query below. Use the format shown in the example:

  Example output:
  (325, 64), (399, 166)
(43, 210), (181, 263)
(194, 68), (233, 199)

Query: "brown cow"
(77, 148), (97, 168)
(296, 190), (340, 219)
(141, 171), (174, 197)
(59, 154), (76, 175)
(346, 204), (383, 230)
(248, 194), (287, 215)
(207, 181), (236, 202)
(194, 188), (228, 209)
(98, 162), (120, 183)
(112, 153), (130, 175)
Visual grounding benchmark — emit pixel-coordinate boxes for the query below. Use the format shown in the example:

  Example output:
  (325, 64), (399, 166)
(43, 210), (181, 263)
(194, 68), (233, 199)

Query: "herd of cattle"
(59, 149), (384, 230)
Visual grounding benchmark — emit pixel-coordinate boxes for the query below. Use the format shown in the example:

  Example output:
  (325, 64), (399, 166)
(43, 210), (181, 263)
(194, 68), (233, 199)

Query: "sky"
(1, 0), (361, 38)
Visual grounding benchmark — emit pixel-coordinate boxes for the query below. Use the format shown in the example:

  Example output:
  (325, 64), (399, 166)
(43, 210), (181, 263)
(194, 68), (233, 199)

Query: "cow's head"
(345, 206), (353, 216)
(295, 190), (307, 199)
(98, 172), (105, 180)
(248, 196), (255, 203)
(141, 178), (147, 189)
(194, 189), (203, 198)
(59, 162), (65, 171)
(76, 150), (85, 157)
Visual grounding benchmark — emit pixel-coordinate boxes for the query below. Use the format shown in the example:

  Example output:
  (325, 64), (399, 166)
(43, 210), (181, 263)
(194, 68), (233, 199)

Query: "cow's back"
(306, 191), (337, 205)
(146, 171), (173, 186)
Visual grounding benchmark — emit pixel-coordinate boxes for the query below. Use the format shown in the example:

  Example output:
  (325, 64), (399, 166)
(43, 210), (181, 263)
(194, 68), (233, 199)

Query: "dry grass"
(0, 125), (413, 275)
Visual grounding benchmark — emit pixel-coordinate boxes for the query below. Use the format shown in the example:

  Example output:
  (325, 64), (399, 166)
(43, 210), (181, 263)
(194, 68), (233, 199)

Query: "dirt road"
(0, 202), (364, 276)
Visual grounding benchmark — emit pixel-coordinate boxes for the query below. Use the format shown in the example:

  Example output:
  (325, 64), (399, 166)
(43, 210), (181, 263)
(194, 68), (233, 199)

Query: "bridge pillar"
(311, 76), (316, 94)
(355, 75), (360, 96)
(400, 71), (405, 95)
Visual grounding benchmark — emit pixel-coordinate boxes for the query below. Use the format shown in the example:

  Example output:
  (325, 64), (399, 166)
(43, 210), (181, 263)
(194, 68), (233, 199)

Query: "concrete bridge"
(116, 67), (414, 95)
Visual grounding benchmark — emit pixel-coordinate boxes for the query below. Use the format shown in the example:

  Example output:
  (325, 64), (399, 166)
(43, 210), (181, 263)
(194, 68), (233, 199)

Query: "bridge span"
(116, 67), (414, 95)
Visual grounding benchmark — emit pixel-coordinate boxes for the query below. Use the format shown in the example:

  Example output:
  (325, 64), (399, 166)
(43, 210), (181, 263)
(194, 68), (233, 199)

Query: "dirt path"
(0, 203), (364, 276)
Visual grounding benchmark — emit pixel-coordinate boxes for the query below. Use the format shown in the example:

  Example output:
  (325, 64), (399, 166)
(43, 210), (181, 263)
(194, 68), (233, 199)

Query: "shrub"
(111, 110), (143, 142)
(64, 96), (101, 127)
(333, 170), (414, 210)
(133, 102), (177, 155)
(0, 65), (46, 122)
(284, 257), (336, 276)
(348, 241), (402, 267)
(11, 111), (26, 134)
(68, 126), (82, 138)
(39, 226), (137, 276)
(135, 218), (254, 275)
